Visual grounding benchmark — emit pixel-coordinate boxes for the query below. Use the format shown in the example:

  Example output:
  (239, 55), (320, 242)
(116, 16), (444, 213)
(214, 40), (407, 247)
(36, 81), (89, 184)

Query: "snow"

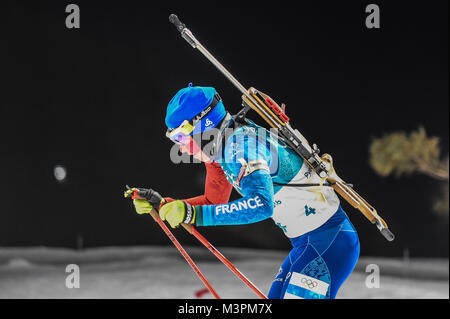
(0, 246), (447, 299)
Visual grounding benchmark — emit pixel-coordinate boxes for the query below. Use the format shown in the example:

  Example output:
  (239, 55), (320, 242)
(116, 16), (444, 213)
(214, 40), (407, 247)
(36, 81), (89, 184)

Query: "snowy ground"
(0, 246), (448, 299)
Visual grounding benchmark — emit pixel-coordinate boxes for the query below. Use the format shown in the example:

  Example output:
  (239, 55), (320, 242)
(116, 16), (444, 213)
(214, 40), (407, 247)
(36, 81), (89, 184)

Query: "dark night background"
(0, 1), (448, 257)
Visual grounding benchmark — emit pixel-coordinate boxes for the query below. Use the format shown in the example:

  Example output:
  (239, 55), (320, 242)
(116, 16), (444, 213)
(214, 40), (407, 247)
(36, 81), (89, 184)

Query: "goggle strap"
(191, 93), (221, 126)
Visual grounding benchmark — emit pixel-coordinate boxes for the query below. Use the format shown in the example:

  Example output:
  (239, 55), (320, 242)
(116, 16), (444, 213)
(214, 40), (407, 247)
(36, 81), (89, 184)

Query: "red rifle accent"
(265, 97), (290, 123)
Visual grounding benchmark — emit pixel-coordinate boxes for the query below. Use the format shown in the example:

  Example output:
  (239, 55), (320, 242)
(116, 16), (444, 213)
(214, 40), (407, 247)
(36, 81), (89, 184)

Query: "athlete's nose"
(179, 144), (189, 154)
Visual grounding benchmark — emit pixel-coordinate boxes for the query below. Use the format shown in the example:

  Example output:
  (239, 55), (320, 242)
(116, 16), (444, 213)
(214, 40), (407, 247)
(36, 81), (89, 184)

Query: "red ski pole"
(181, 223), (268, 299)
(130, 189), (220, 299)
(147, 208), (220, 299)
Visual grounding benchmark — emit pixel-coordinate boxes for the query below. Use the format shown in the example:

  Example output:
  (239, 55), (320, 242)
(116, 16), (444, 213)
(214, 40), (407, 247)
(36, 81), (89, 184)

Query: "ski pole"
(181, 223), (268, 299)
(129, 189), (220, 299)
(146, 208), (220, 299)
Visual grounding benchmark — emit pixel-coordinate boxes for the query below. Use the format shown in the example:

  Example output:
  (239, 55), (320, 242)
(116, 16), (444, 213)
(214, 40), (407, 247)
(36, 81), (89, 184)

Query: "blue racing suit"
(194, 114), (360, 299)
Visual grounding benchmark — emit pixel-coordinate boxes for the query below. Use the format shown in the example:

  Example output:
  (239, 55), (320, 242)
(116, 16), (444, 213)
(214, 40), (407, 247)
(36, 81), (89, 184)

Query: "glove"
(124, 186), (164, 215)
(159, 200), (196, 228)
(132, 198), (154, 215)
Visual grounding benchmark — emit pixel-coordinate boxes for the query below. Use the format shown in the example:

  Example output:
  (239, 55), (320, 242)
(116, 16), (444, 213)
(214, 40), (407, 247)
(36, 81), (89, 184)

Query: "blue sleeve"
(194, 128), (274, 226)
(195, 169), (274, 226)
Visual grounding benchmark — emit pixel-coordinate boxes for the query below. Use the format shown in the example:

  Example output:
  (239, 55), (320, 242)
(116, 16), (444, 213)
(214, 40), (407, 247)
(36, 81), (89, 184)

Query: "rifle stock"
(243, 87), (394, 241)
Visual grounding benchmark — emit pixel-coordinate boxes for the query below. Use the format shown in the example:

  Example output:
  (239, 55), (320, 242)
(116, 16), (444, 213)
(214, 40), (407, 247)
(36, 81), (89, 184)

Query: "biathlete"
(128, 84), (360, 299)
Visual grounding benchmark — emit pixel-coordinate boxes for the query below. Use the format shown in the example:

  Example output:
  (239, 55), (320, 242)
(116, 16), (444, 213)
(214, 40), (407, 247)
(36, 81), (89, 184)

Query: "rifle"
(168, 14), (394, 242)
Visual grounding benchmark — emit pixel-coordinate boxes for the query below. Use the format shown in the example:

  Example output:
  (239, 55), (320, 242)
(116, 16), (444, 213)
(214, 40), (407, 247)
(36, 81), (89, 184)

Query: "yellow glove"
(159, 200), (195, 228)
(133, 199), (154, 215)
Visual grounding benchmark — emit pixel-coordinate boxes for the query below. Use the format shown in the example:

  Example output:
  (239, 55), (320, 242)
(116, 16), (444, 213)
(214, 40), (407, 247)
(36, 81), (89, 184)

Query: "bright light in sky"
(54, 165), (67, 182)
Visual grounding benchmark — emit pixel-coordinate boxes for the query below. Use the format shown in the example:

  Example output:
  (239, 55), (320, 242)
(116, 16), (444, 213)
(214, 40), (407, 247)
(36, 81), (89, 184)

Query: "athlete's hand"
(159, 200), (196, 228)
(132, 198), (154, 215)
(124, 186), (164, 215)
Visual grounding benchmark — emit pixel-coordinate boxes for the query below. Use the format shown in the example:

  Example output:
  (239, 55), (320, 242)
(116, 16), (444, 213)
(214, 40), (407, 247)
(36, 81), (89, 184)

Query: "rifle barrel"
(169, 15), (253, 102)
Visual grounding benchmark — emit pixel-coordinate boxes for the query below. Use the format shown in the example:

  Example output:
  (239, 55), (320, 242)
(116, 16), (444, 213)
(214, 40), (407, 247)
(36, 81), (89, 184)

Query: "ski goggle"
(165, 120), (195, 145)
(166, 93), (222, 145)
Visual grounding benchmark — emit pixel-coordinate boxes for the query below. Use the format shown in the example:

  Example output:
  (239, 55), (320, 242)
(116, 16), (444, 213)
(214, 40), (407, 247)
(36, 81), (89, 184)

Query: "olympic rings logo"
(301, 277), (318, 289)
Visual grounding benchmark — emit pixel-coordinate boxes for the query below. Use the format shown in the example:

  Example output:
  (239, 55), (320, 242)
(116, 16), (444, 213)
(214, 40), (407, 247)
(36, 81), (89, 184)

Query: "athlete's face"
(179, 136), (212, 163)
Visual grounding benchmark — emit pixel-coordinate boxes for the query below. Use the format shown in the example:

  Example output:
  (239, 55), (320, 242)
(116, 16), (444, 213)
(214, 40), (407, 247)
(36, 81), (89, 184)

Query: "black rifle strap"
(273, 182), (354, 188)
(273, 182), (331, 187)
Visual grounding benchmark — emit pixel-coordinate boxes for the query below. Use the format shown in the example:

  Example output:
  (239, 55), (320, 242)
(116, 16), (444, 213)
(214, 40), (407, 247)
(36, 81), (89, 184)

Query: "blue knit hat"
(165, 84), (226, 134)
